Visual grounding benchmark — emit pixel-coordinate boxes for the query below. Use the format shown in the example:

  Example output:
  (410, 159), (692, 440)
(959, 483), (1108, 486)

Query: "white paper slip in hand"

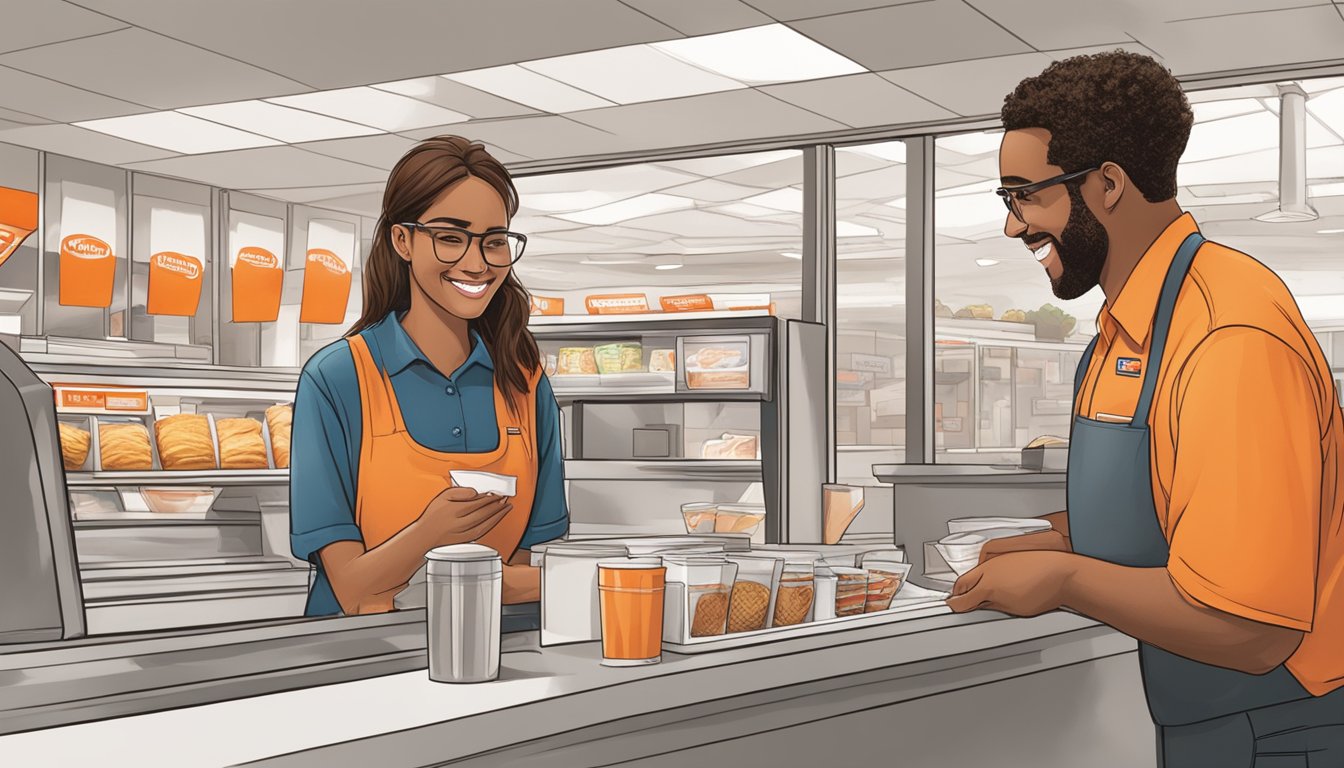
(449, 470), (517, 497)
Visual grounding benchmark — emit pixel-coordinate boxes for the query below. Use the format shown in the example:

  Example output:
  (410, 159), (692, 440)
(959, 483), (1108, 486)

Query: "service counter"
(0, 609), (1155, 768)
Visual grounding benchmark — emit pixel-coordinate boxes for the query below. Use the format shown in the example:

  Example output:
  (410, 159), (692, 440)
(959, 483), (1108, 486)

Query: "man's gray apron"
(1066, 232), (1325, 761)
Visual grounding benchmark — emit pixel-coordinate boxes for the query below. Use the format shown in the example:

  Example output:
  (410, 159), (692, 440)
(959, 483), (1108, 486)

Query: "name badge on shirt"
(507, 427), (522, 435)
(1116, 358), (1142, 377)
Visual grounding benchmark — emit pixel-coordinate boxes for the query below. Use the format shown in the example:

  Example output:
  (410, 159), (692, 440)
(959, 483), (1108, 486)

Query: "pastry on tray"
(216, 417), (269, 469)
(59, 423), (91, 471)
(99, 422), (154, 471)
(266, 404), (292, 469)
(154, 414), (216, 470)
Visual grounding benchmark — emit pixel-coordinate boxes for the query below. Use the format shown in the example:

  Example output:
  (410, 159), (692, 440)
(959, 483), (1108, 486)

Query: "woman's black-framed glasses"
(399, 222), (527, 267)
(995, 167), (1098, 221)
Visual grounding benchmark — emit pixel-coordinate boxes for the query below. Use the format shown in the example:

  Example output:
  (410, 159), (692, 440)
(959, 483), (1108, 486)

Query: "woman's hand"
(421, 487), (512, 547)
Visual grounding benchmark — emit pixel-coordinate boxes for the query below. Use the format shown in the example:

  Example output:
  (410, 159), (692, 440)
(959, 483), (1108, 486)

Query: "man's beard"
(1049, 185), (1109, 300)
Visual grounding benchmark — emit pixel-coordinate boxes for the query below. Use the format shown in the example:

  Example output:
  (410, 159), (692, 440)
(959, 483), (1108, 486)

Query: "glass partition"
(0, 143), (40, 338)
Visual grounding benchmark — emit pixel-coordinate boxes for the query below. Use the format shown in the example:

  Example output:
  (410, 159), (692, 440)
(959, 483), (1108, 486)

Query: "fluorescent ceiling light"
(1192, 99), (1264, 123)
(937, 131), (1004, 157)
(781, 251), (802, 259)
(652, 24), (865, 86)
(1182, 112), (1278, 163)
(743, 187), (804, 213)
(1311, 182), (1344, 197)
(445, 66), (614, 113)
(841, 141), (906, 164)
(654, 263), (683, 270)
(519, 191), (626, 213)
(520, 45), (745, 105)
(579, 258), (646, 265)
(556, 193), (694, 225)
(1316, 228), (1344, 233)
(838, 220), (880, 238)
(975, 258), (1000, 267)
(75, 111), (280, 154)
(267, 87), (468, 132)
(178, 100), (381, 143)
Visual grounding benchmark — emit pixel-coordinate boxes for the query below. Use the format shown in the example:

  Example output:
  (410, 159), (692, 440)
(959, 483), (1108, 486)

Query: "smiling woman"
(288, 136), (568, 618)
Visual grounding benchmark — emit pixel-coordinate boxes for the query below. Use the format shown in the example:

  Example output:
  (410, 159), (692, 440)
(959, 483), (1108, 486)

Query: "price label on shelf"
(54, 386), (151, 414)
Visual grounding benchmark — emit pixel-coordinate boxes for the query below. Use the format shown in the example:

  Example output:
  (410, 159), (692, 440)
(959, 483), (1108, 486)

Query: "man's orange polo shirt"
(1074, 213), (1344, 696)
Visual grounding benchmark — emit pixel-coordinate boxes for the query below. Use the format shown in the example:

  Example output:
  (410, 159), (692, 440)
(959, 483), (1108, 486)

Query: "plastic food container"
(713, 504), (766, 535)
(863, 561), (913, 612)
(832, 567), (870, 617)
(935, 531), (991, 575)
(684, 340), (750, 390)
(594, 342), (644, 374)
(540, 542), (628, 646)
(772, 557), (817, 627)
(449, 470), (517, 497)
(663, 557), (738, 640)
(724, 554), (783, 633)
(813, 566), (838, 621)
(649, 349), (676, 372)
(947, 517), (1052, 535)
(557, 347), (597, 375)
(681, 503), (718, 534)
(139, 487), (220, 514)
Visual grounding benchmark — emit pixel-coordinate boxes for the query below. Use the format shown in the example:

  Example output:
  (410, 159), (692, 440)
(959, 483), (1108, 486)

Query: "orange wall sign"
(231, 246), (283, 322)
(0, 187), (38, 269)
(54, 386), (150, 414)
(59, 234), (116, 308)
(530, 295), (565, 316)
(147, 250), (204, 316)
(299, 247), (352, 324)
(584, 294), (650, 315)
(660, 294), (713, 312)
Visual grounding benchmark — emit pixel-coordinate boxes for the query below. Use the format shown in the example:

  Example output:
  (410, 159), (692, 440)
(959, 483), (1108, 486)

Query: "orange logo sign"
(530, 295), (565, 316)
(0, 229), (13, 249)
(660, 294), (713, 312)
(152, 251), (202, 280)
(59, 233), (116, 307)
(584, 294), (650, 315)
(307, 248), (348, 275)
(147, 251), (204, 316)
(61, 234), (112, 260)
(237, 246), (279, 270)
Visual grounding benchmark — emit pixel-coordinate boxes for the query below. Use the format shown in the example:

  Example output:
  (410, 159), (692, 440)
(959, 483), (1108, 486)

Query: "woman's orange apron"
(347, 334), (539, 611)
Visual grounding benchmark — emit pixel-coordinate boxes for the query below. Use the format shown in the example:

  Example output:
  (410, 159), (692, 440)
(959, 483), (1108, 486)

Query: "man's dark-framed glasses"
(995, 167), (1098, 219)
(400, 222), (527, 267)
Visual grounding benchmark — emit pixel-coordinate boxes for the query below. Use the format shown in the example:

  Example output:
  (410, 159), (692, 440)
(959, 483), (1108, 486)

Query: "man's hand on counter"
(946, 551), (1074, 617)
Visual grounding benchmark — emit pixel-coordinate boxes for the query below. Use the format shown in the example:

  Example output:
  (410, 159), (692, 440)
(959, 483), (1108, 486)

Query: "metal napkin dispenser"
(0, 341), (85, 643)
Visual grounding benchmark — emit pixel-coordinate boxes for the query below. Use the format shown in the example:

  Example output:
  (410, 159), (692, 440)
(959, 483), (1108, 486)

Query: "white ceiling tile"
(1138, 6), (1344, 76)
(445, 66), (617, 113)
(836, 165), (908, 201)
(0, 105), (51, 125)
(788, 1), (1033, 72)
(295, 134), (416, 170)
(516, 165), (699, 196)
(0, 28), (309, 109)
(77, 111), (281, 154)
(663, 178), (773, 202)
(243, 183), (387, 204)
(615, 209), (800, 238)
(0, 1), (127, 54)
(0, 117), (28, 131)
(179, 100), (380, 143)
(762, 73), (956, 128)
(1041, 41), (1167, 62)
(71, 0), (681, 90)
(713, 156), (805, 188)
(1144, 0), (1333, 22)
(0, 123), (178, 165)
(620, 0), (771, 35)
(743, 0), (927, 22)
(393, 127), (532, 164)
(880, 53), (1054, 117)
(417, 115), (633, 161)
(653, 150), (800, 179)
(0, 64), (149, 122)
(126, 146), (388, 190)
(372, 77), (541, 120)
(520, 46), (746, 105)
(569, 90), (847, 153)
(963, 0), (1137, 51)
(303, 191), (384, 218)
(268, 88), (467, 132)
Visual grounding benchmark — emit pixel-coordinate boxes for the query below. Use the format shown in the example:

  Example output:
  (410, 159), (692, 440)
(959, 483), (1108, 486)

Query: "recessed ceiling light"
(178, 100), (381, 143)
(75, 111), (281, 154)
(556, 193), (694, 225)
(520, 45), (745, 105)
(267, 87), (468, 132)
(655, 263), (683, 270)
(937, 131), (1004, 156)
(975, 258), (1000, 267)
(652, 24), (865, 86)
(444, 66), (615, 113)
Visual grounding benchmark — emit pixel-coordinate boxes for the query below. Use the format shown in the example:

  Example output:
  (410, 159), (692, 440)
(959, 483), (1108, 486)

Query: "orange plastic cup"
(597, 561), (666, 667)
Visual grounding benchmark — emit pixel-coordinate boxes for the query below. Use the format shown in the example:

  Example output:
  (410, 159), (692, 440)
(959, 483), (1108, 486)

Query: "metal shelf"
(66, 470), (289, 487)
(564, 459), (762, 481)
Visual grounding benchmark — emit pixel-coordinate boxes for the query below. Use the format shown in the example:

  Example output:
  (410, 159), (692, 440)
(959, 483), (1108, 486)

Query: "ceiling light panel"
(444, 66), (615, 113)
(651, 24), (865, 86)
(555, 193), (694, 225)
(936, 131), (1004, 157)
(179, 100), (381, 143)
(520, 45), (746, 105)
(75, 112), (281, 154)
(267, 87), (468, 132)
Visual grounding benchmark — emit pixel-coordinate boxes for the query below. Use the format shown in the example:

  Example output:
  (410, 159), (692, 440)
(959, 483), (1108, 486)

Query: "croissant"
(266, 404), (292, 469)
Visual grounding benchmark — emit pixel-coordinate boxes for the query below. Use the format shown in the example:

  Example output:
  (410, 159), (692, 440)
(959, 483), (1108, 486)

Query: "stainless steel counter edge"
(873, 463), (1068, 485)
(0, 611), (1130, 766)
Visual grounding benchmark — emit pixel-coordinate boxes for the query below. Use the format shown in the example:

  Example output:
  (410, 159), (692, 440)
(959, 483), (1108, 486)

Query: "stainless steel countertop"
(873, 463), (1067, 485)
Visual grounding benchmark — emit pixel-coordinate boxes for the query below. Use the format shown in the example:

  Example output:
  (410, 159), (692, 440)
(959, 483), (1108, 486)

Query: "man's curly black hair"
(1001, 51), (1193, 203)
